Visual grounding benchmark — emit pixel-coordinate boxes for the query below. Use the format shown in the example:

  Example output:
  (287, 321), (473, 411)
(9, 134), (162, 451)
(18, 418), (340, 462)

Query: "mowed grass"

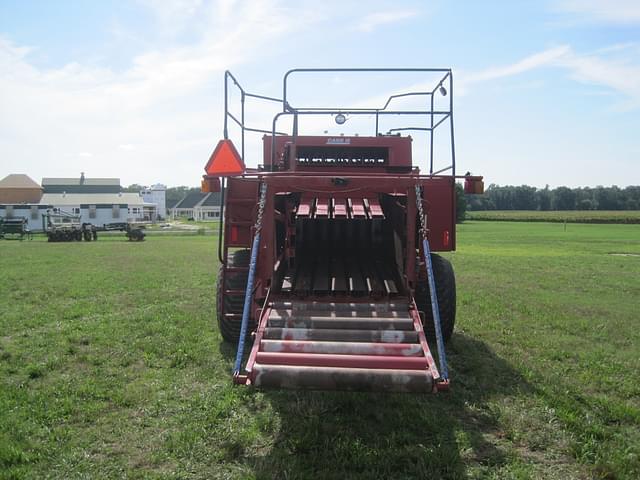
(0, 223), (638, 479)
(466, 210), (640, 224)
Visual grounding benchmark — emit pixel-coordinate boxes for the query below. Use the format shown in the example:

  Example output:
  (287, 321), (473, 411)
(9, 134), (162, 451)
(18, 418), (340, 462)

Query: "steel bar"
(269, 301), (410, 312)
(269, 308), (406, 318)
(252, 364), (434, 392)
(263, 327), (420, 343)
(266, 316), (414, 330)
(260, 340), (423, 356)
(255, 352), (429, 370)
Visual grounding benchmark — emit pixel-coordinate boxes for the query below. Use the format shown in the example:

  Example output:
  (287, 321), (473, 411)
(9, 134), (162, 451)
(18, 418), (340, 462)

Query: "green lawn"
(0, 223), (638, 479)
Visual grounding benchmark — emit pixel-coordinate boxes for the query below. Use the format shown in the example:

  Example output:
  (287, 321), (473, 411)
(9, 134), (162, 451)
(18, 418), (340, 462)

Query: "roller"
(252, 364), (434, 392)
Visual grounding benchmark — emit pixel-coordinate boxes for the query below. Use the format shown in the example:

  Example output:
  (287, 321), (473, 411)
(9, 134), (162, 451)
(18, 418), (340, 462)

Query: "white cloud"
(0, 0), (324, 184)
(354, 10), (418, 32)
(553, 0), (640, 24)
(457, 44), (640, 109)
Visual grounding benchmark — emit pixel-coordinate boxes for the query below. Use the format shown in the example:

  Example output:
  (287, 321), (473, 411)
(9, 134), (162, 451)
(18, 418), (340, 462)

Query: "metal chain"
(255, 182), (267, 234)
(415, 184), (427, 236)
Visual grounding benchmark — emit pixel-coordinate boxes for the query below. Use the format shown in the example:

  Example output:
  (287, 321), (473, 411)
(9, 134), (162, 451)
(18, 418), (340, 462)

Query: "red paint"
(205, 139), (245, 176)
(255, 352), (428, 370)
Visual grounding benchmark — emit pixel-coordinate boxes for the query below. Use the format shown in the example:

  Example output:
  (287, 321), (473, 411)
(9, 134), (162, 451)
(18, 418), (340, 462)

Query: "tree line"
(465, 185), (640, 211)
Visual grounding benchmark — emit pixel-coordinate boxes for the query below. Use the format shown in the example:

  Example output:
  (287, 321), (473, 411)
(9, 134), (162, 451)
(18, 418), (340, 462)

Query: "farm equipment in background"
(203, 68), (483, 393)
(40, 213), (147, 243)
(42, 209), (97, 242)
(102, 222), (146, 241)
(125, 224), (146, 242)
(0, 217), (32, 240)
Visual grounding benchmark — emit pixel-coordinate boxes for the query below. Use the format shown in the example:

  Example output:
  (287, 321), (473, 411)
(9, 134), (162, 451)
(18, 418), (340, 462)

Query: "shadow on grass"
(228, 334), (532, 479)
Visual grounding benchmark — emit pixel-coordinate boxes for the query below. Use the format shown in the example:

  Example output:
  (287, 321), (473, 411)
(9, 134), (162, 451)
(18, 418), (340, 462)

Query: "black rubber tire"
(415, 253), (456, 343)
(217, 249), (253, 343)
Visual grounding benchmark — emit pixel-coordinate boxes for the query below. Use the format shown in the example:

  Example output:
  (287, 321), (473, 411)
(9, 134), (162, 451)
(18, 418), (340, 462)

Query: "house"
(140, 184), (166, 221)
(0, 174), (46, 231)
(0, 174), (43, 203)
(41, 174), (120, 194)
(40, 175), (156, 225)
(0, 204), (50, 232)
(39, 192), (146, 227)
(171, 192), (221, 221)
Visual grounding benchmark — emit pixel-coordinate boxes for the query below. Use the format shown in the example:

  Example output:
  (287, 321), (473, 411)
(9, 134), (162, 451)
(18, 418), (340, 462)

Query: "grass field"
(465, 210), (640, 224)
(1, 223), (639, 479)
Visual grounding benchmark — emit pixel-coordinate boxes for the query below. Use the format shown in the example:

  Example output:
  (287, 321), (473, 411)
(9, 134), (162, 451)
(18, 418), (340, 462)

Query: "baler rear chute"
(204, 68), (483, 393)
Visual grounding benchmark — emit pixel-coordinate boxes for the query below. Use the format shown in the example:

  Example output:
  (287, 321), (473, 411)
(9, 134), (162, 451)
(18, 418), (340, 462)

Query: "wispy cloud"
(457, 44), (640, 109)
(354, 10), (418, 32)
(553, 0), (640, 25)
(0, 0), (323, 182)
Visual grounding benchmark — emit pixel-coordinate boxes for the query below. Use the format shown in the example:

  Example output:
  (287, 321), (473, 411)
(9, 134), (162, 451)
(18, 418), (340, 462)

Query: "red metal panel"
(350, 198), (366, 218)
(263, 135), (413, 170)
(333, 198), (347, 218)
(256, 352), (428, 369)
(296, 196), (313, 218)
(366, 197), (384, 218)
(315, 197), (329, 218)
(409, 302), (441, 381)
(244, 305), (272, 381)
(421, 176), (456, 252)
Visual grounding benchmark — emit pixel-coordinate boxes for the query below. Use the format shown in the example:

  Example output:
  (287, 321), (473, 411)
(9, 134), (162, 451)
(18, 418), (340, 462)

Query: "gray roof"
(175, 192), (208, 209)
(0, 174), (42, 189)
(41, 192), (144, 206)
(200, 192), (221, 206)
(42, 177), (120, 186)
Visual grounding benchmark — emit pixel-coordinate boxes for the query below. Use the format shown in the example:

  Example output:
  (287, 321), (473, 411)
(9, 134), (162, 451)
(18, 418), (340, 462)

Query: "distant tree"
(537, 185), (551, 211)
(577, 199), (594, 210)
(455, 183), (467, 222)
(552, 186), (576, 210)
(465, 183), (639, 211)
(123, 183), (144, 193)
(594, 186), (621, 210)
(513, 185), (537, 210)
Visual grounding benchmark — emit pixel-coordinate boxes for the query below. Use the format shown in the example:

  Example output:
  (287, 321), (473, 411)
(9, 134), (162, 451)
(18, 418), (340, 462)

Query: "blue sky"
(1, 0), (639, 188)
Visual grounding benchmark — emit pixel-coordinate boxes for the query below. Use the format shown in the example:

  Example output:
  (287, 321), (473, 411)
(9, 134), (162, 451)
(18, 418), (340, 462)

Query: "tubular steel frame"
(223, 68), (456, 176)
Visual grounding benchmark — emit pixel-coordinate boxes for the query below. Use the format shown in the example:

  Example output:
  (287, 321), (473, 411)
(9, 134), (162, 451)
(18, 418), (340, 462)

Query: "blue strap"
(422, 238), (449, 380)
(233, 229), (261, 375)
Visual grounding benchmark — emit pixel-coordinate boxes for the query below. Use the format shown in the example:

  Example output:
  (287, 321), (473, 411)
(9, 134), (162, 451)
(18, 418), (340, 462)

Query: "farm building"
(0, 204), (50, 232)
(0, 174), (43, 204)
(171, 192), (221, 221)
(39, 192), (151, 226)
(41, 174), (120, 194)
(40, 175), (158, 224)
(140, 184), (166, 220)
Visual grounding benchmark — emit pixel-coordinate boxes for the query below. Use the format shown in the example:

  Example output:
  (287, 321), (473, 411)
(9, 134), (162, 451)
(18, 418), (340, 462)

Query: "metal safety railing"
(223, 68), (456, 176)
(415, 184), (449, 381)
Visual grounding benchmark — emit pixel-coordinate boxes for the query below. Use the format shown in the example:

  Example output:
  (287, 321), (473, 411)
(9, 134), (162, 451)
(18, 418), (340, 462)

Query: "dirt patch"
(608, 253), (640, 257)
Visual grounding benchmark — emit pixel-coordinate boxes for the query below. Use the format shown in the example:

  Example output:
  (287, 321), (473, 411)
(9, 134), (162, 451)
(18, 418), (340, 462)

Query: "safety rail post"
(233, 182), (268, 377)
(415, 184), (449, 381)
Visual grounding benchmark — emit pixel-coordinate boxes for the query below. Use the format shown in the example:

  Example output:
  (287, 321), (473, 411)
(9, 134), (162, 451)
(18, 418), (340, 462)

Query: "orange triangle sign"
(204, 139), (245, 176)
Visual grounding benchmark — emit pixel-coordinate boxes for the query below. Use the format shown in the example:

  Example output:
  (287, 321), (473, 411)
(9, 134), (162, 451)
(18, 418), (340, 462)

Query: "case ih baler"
(203, 68), (483, 393)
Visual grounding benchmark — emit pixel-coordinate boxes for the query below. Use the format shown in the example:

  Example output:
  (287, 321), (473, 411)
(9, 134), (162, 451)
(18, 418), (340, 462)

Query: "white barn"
(0, 204), (50, 232)
(40, 193), (148, 226)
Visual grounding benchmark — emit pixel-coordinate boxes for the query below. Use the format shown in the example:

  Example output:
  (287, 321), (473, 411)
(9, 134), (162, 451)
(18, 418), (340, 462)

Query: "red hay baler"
(203, 68), (483, 393)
